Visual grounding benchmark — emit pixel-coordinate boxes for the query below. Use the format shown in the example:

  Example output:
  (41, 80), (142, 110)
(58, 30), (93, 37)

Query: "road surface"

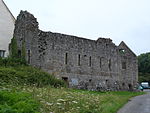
(117, 89), (150, 113)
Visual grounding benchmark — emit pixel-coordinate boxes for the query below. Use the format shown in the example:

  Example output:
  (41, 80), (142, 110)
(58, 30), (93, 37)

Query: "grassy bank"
(0, 66), (66, 87)
(28, 87), (144, 113)
(0, 58), (145, 113)
(0, 89), (40, 113)
(1, 84), (144, 113)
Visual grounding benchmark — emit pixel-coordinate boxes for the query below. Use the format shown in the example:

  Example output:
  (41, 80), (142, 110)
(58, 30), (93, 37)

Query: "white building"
(0, 0), (15, 57)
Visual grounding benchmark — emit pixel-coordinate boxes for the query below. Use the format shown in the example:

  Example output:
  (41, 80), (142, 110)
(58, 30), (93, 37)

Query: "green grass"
(0, 66), (66, 87)
(0, 89), (40, 113)
(0, 58), (66, 113)
(1, 84), (144, 113)
(0, 58), (145, 113)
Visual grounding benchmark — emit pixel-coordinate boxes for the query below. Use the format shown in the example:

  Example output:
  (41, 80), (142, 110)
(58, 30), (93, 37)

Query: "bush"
(139, 72), (150, 83)
(0, 57), (27, 67)
(0, 66), (66, 87)
(0, 90), (40, 113)
(0, 57), (66, 87)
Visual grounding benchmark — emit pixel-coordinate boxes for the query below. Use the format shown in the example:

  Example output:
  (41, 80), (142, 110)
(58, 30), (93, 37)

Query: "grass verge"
(0, 66), (66, 87)
(0, 89), (40, 113)
(1, 84), (145, 113)
(0, 60), (145, 113)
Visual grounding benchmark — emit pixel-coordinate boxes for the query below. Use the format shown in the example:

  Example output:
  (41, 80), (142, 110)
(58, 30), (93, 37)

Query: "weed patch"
(0, 66), (66, 87)
(0, 90), (40, 113)
(2, 86), (143, 113)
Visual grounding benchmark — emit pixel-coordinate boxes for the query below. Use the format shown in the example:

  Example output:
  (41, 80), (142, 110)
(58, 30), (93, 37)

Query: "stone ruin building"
(12, 11), (138, 91)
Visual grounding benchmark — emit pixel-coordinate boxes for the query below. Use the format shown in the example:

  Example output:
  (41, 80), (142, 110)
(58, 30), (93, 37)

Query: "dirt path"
(117, 89), (150, 113)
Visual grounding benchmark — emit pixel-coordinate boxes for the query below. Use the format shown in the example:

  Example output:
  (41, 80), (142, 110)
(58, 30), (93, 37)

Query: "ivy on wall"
(10, 37), (26, 64)
(10, 37), (18, 58)
(21, 40), (26, 61)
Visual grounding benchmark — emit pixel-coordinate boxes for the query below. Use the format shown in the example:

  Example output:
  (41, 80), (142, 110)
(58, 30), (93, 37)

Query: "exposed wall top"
(15, 10), (120, 47)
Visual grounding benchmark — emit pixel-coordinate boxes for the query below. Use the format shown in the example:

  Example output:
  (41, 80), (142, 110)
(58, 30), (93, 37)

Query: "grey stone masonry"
(13, 10), (138, 91)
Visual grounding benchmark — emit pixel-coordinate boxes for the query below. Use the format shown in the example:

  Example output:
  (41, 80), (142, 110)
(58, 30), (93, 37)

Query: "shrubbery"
(0, 57), (26, 67)
(0, 58), (66, 87)
(0, 57), (66, 113)
(0, 90), (40, 113)
(139, 72), (150, 83)
(138, 52), (150, 83)
(0, 66), (66, 87)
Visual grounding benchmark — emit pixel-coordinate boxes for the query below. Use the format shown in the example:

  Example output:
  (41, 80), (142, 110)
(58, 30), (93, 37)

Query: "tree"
(138, 52), (150, 82)
(138, 52), (150, 73)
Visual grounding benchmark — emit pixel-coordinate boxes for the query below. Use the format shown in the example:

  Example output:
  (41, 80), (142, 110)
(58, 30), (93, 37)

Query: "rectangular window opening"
(89, 56), (92, 67)
(78, 54), (80, 66)
(122, 62), (126, 69)
(28, 50), (31, 64)
(100, 57), (102, 68)
(109, 59), (111, 71)
(65, 53), (68, 65)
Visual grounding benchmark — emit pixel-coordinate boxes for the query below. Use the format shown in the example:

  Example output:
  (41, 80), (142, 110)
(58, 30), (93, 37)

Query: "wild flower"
(67, 95), (73, 98)
(40, 100), (46, 103)
(57, 99), (65, 102)
(72, 101), (78, 104)
(56, 102), (61, 105)
(46, 102), (53, 106)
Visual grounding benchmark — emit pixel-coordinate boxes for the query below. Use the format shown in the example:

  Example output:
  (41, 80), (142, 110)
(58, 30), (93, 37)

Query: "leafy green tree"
(138, 52), (150, 73)
(138, 52), (150, 82)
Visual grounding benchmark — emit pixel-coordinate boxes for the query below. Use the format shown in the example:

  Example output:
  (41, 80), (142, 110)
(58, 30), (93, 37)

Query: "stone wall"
(13, 11), (138, 91)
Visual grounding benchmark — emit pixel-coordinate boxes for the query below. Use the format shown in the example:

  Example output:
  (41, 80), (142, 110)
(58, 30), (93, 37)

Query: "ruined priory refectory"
(12, 11), (138, 91)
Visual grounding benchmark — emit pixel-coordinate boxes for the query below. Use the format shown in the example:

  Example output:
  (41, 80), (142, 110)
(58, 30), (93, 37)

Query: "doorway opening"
(128, 84), (133, 91)
(18, 50), (21, 58)
(62, 77), (69, 86)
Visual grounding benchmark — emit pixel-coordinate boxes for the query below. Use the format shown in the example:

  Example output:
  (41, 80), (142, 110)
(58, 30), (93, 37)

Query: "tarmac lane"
(117, 89), (150, 113)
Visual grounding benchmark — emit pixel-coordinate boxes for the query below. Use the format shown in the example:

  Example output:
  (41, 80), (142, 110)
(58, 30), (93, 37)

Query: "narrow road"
(117, 89), (150, 113)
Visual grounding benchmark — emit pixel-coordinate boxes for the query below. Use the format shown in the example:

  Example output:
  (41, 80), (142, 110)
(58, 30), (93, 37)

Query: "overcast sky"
(5, 0), (150, 55)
